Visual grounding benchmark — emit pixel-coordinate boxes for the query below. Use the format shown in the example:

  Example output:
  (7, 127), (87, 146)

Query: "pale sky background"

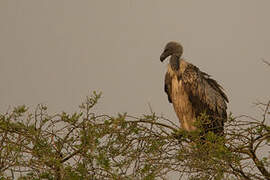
(1, 0), (270, 123)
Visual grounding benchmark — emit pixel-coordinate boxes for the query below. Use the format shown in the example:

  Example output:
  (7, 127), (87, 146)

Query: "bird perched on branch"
(160, 41), (228, 135)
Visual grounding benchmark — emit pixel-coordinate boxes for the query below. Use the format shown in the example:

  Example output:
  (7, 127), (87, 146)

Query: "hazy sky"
(1, 0), (270, 123)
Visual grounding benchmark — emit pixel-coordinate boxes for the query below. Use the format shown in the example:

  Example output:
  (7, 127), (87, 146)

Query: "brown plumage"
(160, 41), (228, 135)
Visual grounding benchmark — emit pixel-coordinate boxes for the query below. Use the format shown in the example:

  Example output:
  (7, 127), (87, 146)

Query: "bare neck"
(169, 54), (181, 71)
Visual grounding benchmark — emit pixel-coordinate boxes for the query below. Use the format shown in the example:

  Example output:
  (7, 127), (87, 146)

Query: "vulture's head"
(160, 41), (183, 62)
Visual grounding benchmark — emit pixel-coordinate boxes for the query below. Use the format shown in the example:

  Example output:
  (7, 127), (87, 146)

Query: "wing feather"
(164, 72), (172, 103)
(182, 64), (228, 133)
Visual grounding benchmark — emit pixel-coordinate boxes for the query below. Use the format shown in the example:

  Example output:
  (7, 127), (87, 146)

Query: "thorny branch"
(0, 91), (269, 179)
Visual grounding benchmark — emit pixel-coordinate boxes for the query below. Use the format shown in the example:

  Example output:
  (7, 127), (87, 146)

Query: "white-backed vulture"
(160, 41), (228, 135)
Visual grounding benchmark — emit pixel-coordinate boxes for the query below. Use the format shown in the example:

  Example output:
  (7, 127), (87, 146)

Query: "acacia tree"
(0, 91), (269, 180)
(1, 62), (270, 180)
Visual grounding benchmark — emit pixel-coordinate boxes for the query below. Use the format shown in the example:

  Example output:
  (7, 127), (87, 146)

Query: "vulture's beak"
(160, 52), (166, 62)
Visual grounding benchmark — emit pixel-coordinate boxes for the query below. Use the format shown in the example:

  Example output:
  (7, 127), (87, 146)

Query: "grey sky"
(1, 0), (269, 123)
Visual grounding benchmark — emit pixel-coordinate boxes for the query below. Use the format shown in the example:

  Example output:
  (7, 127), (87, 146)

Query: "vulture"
(160, 41), (228, 135)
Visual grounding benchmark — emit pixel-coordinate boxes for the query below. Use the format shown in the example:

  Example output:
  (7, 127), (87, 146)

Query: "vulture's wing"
(182, 64), (228, 131)
(164, 71), (172, 103)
